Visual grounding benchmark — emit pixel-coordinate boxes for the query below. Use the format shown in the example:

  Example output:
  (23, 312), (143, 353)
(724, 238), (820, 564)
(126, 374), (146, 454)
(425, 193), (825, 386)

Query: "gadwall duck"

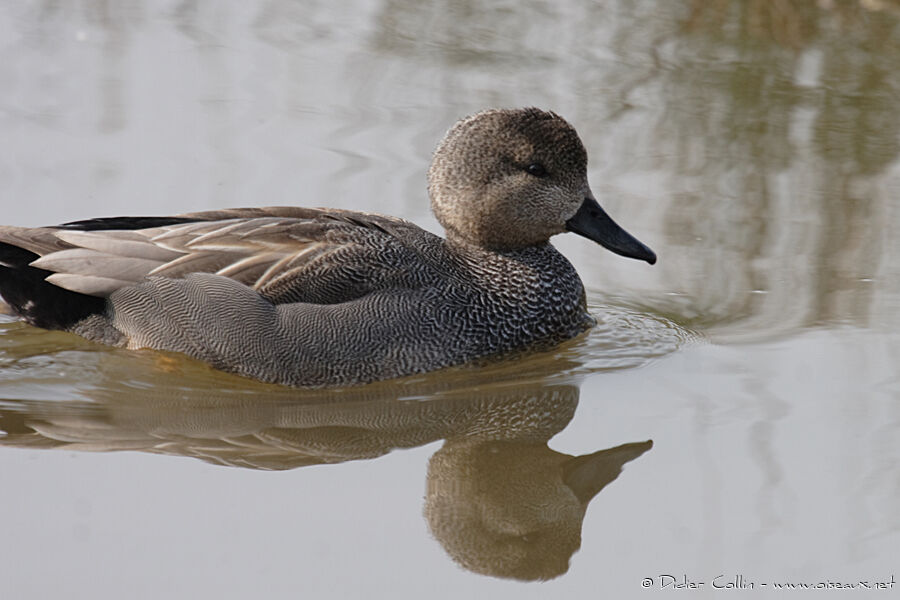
(0, 108), (655, 387)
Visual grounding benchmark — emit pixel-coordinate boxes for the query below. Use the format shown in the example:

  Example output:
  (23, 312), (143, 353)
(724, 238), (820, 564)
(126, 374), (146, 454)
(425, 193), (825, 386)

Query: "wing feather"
(45, 273), (137, 296)
(2, 207), (426, 300)
(31, 249), (165, 281)
(53, 230), (182, 262)
(148, 250), (250, 279)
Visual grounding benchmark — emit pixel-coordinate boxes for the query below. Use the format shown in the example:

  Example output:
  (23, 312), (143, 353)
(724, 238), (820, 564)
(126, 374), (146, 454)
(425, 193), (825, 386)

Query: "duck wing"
(2, 207), (435, 305)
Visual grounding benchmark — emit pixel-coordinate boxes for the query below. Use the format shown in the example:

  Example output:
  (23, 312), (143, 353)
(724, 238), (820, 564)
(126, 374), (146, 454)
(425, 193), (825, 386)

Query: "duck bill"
(565, 195), (657, 264)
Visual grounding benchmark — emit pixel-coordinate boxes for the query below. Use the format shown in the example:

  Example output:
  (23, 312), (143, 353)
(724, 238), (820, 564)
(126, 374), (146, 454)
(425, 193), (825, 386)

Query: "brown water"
(1, 1), (899, 597)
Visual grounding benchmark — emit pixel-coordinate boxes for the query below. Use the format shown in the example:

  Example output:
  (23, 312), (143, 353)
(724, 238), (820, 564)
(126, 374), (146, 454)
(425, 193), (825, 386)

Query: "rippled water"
(1, 1), (899, 598)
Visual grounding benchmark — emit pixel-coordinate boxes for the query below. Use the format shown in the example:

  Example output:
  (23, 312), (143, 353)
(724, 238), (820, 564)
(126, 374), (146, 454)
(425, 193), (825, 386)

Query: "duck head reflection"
(0, 353), (652, 581)
(426, 433), (651, 580)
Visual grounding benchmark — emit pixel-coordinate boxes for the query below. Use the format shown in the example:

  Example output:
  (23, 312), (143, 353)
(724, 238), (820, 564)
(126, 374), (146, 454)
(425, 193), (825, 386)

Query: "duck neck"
(445, 236), (581, 292)
(445, 233), (555, 260)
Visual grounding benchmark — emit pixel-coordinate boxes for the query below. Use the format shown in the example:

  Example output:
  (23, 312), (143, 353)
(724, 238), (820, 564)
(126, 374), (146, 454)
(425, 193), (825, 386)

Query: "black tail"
(0, 241), (107, 330)
(1, 215), (203, 331)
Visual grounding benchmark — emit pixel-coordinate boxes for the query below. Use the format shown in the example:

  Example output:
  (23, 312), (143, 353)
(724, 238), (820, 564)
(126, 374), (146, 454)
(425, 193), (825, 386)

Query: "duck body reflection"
(0, 370), (651, 581)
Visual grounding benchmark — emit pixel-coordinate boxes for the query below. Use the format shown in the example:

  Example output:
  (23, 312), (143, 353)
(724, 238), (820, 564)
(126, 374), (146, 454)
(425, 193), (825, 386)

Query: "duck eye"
(526, 163), (548, 178)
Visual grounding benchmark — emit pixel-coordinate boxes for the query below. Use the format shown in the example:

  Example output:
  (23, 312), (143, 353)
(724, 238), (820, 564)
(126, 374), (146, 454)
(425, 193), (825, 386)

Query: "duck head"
(428, 107), (656, 264)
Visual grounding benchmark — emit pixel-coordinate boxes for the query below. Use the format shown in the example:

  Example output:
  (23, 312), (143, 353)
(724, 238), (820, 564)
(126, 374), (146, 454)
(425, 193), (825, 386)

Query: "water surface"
(1, 1), (899, 598)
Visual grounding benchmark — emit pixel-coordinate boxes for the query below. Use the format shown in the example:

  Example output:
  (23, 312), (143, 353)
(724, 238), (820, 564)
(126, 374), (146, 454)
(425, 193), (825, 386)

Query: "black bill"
(565, 195), (657, 264)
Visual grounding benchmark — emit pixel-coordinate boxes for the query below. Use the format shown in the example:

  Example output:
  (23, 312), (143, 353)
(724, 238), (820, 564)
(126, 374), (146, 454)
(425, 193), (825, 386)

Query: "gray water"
(1, 1), (898, 598)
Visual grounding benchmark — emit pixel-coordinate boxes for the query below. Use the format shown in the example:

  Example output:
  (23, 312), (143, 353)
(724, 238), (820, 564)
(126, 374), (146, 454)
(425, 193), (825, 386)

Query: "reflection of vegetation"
(682, 0), (900, 172)
(647, 0), (900, 333)
(371, 0), (570, 66)
(0, 370), (651, 581)
(683, 0), (899, 48)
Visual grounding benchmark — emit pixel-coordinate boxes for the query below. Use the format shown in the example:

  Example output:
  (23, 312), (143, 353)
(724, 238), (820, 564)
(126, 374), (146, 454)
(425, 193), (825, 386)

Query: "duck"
(0, 108), (655, 387)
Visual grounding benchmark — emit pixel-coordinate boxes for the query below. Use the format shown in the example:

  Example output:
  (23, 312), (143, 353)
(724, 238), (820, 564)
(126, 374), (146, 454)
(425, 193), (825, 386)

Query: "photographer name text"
(641, 574), (895, 591)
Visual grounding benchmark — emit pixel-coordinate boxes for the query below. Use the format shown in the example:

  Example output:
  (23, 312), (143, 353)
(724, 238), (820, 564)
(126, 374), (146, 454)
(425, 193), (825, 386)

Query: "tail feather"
(0, 216), (204, 331)
(0, 241), (107, 330)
